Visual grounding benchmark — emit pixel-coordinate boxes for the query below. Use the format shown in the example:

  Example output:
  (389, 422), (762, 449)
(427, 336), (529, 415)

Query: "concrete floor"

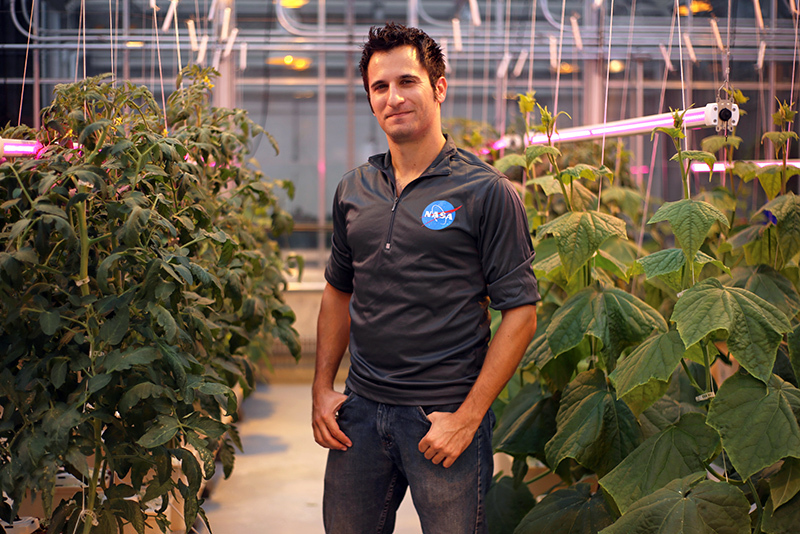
(203, 383), (423, 534)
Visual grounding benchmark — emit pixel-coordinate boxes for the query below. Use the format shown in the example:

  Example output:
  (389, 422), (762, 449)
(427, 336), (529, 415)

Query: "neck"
(388, 130), (446, 195)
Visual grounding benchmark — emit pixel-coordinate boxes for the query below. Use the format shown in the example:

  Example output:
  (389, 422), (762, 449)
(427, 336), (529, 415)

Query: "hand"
(418, 411), (480, 468)
(312, 388), (352, 451)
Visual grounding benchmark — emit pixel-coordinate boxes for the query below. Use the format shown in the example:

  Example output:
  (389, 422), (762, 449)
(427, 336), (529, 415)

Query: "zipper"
(384, 196), (399, 251)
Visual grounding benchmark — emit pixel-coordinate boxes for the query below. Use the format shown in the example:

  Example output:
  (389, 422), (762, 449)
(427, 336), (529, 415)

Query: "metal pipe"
(317, 0), (327, 254)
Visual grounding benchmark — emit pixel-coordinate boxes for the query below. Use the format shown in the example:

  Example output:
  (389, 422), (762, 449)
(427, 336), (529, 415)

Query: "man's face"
(366, 45), (446, 144)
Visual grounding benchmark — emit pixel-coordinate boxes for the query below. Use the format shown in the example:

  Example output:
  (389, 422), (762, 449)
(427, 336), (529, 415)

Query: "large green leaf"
(136, 415), (180, 448)
(493, 382), (558, 458)
(599, 473), (751, 534)
(486, 476), (535, 534)
(758, 193), (800, 266)
(609, 329), (703, 401)
(537, 211), (627, 279)
(513, 484), (616, 534)
(769, 457), (800, 511)
(706, 373), (800, 481)
(495, 154), (528, 174)
(39, 310), (62, 336)
(730, 265), (800, 319)
(546, 285), (667, 364)
(756, 165), (784, 200)
(98, 307), (130, 346)
(545, 370), (641, 477)
(763, 490), (800, 534)
(639, 366), (707, 439)
(599, 413), (720, 514)
(648, 199), (729, 262)
(671, 278), (792, 383)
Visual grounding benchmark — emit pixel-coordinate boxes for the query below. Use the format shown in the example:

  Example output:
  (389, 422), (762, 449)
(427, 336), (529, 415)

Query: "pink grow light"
(0, 138), (41, 157)
(690, 160), (800, 174)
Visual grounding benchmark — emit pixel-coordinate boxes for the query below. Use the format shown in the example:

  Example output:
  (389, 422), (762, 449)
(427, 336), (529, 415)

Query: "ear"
(434, 76), (447, 104)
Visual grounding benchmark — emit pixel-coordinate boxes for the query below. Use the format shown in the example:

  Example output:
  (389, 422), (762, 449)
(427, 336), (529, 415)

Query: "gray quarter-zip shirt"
(325, 135), (540, 405)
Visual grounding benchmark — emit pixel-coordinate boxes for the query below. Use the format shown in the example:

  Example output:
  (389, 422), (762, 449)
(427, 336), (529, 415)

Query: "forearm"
(457, 305), (538, 427)
(313, 283), (352, 392)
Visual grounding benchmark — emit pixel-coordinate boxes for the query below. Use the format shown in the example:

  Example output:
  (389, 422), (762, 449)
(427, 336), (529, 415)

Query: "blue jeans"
(323, 391), (494, 534)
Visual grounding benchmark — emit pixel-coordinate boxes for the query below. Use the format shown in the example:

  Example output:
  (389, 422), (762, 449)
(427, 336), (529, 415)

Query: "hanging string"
(152, 3), (169, 134)
(527, 0), (538, 95)
(598, 0), (616, 210)
(552, 0), (567, 117)
(618, 0), (637, 122)
(74, 0), (84, 82)
(675, 0), (689, 197)
(173, 0), (185, 88)
(17, 0), (36, 126)
(481, 0), (492, 129)
(636, 3), (678, 254)
(109, 0), (116, 84)
(788, 0), (799, 158)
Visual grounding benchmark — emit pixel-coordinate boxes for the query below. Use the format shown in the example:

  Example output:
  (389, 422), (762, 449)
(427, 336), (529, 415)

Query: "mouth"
(386, 110), (411, 120)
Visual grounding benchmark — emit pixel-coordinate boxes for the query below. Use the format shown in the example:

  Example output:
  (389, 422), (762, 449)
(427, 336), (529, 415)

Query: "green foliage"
(0, 67), (299, 533)
(488, 90), (800, 533)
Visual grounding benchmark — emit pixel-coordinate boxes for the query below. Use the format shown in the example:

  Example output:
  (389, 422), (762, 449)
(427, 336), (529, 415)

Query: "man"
(312, 23), (540, 534)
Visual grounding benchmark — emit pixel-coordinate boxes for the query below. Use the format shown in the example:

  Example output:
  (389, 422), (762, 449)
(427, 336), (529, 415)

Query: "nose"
(387, 83), (404, 107)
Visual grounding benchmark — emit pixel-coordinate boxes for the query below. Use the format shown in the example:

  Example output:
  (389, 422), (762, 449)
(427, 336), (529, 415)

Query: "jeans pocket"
(415, 406), (432, 423)
(336, 390), (357, 418)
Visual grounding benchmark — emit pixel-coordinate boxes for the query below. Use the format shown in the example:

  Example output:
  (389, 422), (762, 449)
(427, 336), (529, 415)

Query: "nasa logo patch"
(421, 200), (461, 230)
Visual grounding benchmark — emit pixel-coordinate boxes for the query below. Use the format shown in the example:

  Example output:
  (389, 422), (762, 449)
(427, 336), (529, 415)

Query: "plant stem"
(701, 341), (712, 393)
(81, 418), (103, 534)
(680, 359), (705, 395)
(9, 165), (34, 206)
(76, 189), (91, 297)
(747, 478), (764, 534)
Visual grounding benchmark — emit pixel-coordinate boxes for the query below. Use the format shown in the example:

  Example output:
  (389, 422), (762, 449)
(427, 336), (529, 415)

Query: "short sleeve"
(479, 178), (540, 310)
(324, 184), (355, 293)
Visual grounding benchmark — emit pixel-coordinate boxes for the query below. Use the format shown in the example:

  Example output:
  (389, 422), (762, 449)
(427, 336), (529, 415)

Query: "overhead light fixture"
(468, 0), (482, 27)
(223, 27), (239, 57)
(678, 1), (713, 15)
(496, 53), (511, 78)
(161, 0), (178, 32)
(221, 7), (231, 41)
(570, 14), (583, 51)
(208, 0), (218, 21)
(549, 36), (558, 71)
(126, 41), (145, 48)
(710, 19), (725, 51)
(280, 0), (309, 7)
(197, 34), (209, 64)
(268, 55), (312, 71)
(558, 62), (578, 74)
(753, 0), (764, 29)
(659, 43), (675, 71)
(187, 20), (199, 51)
(452, 18), (463, 52)
(240, 42), (248, 70)
(512, 49), (528, 78)
(609, 59), (625, 73)
(683, 33), (698, 63)
(756, 40), (767, 70)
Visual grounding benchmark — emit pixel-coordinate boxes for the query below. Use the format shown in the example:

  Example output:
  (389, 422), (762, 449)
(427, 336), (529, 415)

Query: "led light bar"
(690, 160), (800, 174)
(0, 138), (41, 158)
(519, 105), (711, 147)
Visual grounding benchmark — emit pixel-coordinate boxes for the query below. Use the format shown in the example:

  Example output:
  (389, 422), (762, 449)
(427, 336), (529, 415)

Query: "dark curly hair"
(359, 23), (445, 97)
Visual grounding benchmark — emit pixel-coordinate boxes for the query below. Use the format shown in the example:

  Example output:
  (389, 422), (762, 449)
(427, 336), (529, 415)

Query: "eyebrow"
(370, 73), (422, 91)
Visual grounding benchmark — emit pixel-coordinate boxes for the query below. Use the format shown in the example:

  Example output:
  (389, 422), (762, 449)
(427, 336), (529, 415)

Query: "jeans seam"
(474, 416), (485, 534)
(376, 470), (400, 533)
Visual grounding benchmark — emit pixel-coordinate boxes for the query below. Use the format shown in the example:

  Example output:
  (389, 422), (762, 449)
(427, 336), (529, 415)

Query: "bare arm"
(418, 304), (537, 467)
(312, 283), (354, 450)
